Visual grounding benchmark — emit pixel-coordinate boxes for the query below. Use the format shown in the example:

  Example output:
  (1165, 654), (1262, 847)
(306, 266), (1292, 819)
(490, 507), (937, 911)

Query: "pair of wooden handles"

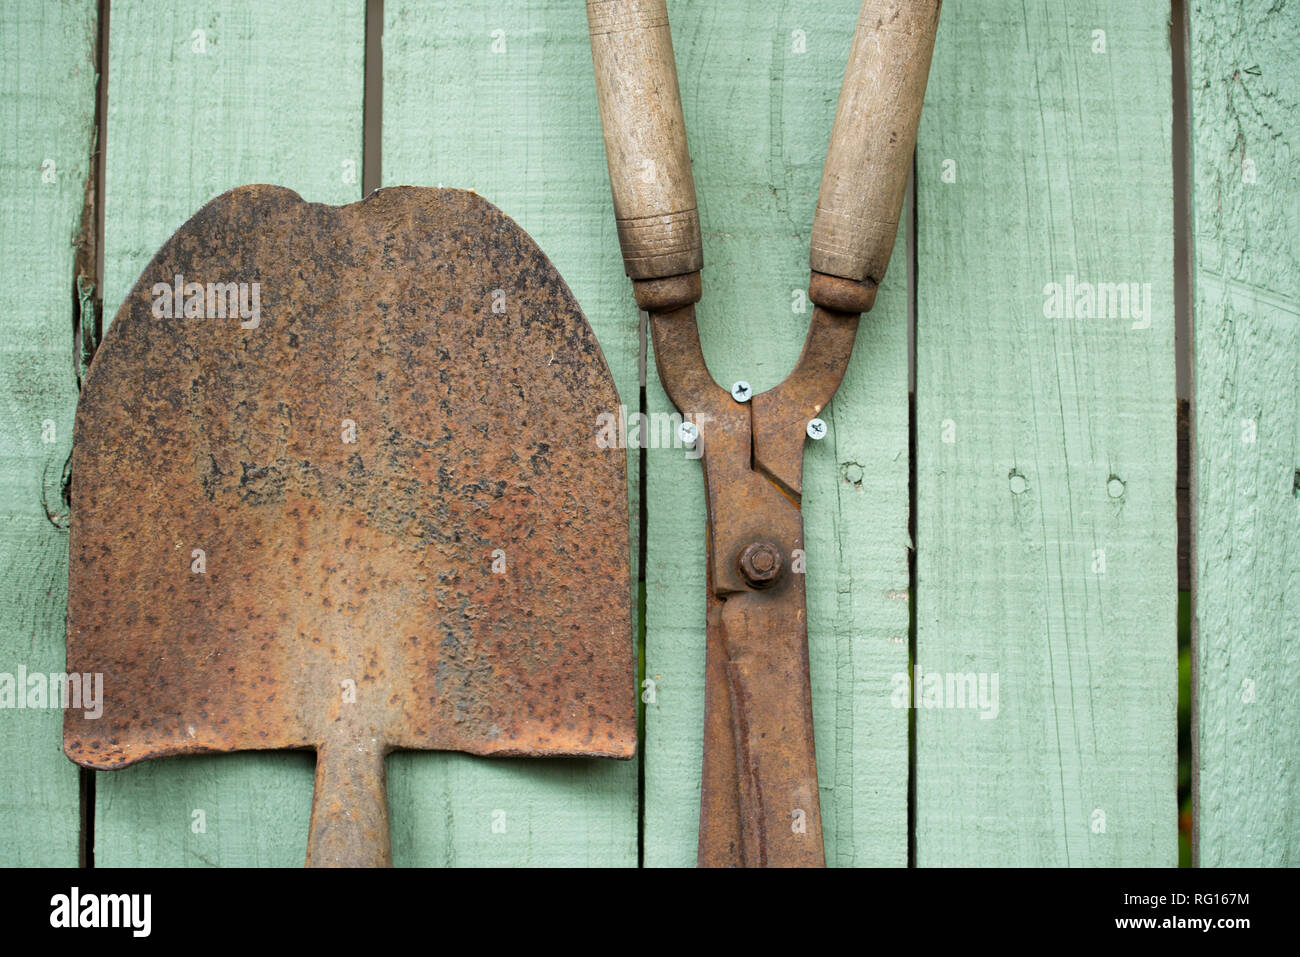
(588, 0), (941, 305)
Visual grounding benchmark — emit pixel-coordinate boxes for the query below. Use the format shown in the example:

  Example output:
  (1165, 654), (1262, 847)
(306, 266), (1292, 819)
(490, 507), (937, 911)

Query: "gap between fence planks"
(914, 2), (1178, 865)
(0, 0), (98, 867)
(1190, 0), (1300, 867)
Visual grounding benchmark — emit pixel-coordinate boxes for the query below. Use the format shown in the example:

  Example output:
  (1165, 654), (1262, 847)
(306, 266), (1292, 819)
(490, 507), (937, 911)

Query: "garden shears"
(588, 0), (941, 866)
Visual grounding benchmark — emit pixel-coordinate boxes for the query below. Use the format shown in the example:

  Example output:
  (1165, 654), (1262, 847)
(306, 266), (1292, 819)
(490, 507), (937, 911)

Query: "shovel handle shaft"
(587, 0), (702, 281)
(809, 0), (941, 300)
(305, 741), (392, 868)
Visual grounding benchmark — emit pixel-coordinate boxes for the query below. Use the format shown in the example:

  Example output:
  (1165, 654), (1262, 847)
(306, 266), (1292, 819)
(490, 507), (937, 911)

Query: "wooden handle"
(587, 0), (702, 281)
(810, 0), (941, 286)
(305, 740), (391, 867)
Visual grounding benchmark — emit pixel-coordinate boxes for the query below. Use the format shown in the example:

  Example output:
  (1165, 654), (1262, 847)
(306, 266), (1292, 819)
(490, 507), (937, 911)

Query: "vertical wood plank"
(642, 1), (910, 867)
(1189, 0), (1299, 867)
(95, 0), (364, 866)
(0, 0), (98, 867)
(915, 1), (1178, 865)
(381, 0), (638, 866)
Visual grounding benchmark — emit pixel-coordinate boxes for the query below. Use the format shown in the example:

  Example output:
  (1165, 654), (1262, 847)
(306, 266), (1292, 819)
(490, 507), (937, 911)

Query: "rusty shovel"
(64, 185), (635, 866)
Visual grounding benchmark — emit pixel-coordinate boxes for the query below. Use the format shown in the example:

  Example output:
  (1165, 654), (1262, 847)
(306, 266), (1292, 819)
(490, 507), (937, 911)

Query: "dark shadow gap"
(93, 0), (107, 321)
(75, 0), (111, 870)
(906, 156), (918, 869)
(73, 0), (109, 385)
(1172, 2), (1192, 404)
(363, 0), (383, 195)
(637, 309), (648, 868)
(78, 769), (95, 868)
(1170, 0), (1198, 869)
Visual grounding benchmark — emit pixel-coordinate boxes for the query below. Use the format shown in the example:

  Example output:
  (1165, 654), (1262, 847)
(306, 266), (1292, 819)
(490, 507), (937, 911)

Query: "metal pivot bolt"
(737, 541), (783, 589)
(731, 381), (752, 403)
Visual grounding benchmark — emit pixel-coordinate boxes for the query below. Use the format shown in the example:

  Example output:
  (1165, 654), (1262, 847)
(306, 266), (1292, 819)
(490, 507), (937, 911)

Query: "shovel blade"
(65, 185), (635, 778)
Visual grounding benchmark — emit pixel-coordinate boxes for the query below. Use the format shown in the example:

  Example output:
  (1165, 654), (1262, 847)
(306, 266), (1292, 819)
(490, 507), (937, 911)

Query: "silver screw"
(806, 417), (827, 440)
(731, 381), (752, 403)
(678, 421), (699, 447)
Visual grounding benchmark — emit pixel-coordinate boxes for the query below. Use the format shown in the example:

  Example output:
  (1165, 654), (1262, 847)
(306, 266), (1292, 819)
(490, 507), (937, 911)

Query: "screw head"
(730, 381), (752, 403)
(678, 421), (699, 446)
(737, 541), (783, 588)
(806, 417), (827, 440)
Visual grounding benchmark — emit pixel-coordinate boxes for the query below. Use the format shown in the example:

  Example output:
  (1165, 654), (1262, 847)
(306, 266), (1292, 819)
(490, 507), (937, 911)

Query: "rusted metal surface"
(642, 278), (862, 867)
(736, 542), (782, 589)
(65, 184), (635, 867)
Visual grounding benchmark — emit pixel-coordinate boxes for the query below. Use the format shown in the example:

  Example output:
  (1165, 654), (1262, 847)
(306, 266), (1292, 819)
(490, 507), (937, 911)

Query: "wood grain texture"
(587, 0), (703, 280)
(810, 0), (938, 284)
(382, 0), (639, 866)
(642, 1), (910, 867)
(915, 2), (1177, 865)
(101, 1), (365, 318)
(0, 0), (98, 867)
(95, 0), (364, 867)
(1190, 0), (1299, 867)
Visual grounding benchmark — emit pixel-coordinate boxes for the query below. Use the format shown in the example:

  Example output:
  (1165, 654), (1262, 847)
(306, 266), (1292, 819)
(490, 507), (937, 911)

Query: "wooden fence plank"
(642, 0), (911, 867)
(95, 0), (364, 866)
(1190, 0), (1299, 867)
(382, 0), (639, 867)
(0, 0), (98, 867)
(915, 1), (1178, 865)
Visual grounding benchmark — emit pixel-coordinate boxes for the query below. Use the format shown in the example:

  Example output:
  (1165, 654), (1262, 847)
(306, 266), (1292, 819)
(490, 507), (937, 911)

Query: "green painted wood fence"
(0, 0), (1294, 867)
(915, 1), (1177, 867)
